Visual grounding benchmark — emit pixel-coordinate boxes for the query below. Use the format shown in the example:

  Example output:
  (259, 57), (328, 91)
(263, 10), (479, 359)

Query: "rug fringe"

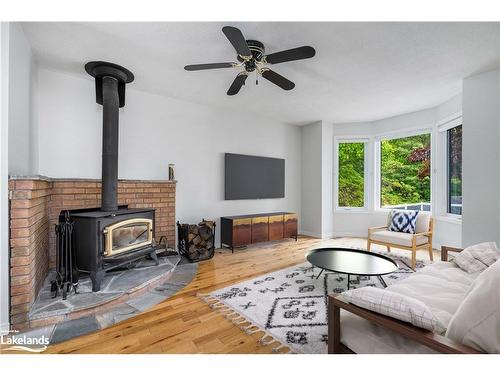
(245, 327), (260, 334)
(272, 344), (291, 353)
(197, 293), (294, 354)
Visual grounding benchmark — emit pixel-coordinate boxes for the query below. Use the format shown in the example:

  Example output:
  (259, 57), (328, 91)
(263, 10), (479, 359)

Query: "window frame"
(439, 118), (463, 219)
(334, 136), (370, 212)
(374, 128), (433, 212)
(446, 125), (462, 216)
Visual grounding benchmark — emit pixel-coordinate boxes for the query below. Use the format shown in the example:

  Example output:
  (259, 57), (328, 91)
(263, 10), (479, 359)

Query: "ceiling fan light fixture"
(185, 26), (315, 95)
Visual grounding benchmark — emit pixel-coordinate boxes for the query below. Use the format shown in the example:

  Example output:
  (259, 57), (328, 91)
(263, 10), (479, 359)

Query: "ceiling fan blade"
(227, 72), (248, 96)
(222, 26), (252, 58)
(184, 62), (235, 71)
(264, 46), (316, 65)
(261, 69), (295, 91)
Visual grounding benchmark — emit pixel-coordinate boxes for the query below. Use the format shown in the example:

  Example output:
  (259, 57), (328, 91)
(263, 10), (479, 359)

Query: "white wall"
(1, 22), (11, 334)
(8, 23), (36, 175)
(36, 68), (302, 239)
(373, 107), (436, 135)
(321, 122), (334, 237)
(299, 121), (334, 238)
(300, 122), (323, 237)
(462, 69), (500, 247)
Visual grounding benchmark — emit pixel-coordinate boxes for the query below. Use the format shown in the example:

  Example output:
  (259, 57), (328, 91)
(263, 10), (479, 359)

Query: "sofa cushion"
(371, 230), (428, 247)
(387, 261), (476, 329)
(339, 261), (478, 354)
(452, 242), (500, 273)
(342, 286), (447, 333)
(388, 210), (418, 234)
(446, 259), (500, 353)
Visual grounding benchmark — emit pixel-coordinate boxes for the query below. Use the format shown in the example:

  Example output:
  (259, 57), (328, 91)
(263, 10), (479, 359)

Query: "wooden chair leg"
(411, 248), (417, 270)
(386, 245), (391, 252)
(367, 240), (371, 251)
(428, 244), (434, 261)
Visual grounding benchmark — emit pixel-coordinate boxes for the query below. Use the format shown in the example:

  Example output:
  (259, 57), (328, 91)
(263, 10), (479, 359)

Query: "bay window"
(379, 133), (431, 211)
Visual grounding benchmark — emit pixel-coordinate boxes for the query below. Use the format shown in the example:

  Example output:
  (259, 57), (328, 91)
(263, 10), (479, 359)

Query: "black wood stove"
(61, 61), (158, 292)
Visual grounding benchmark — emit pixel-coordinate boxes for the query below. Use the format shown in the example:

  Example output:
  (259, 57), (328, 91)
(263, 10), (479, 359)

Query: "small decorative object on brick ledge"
(177, 220), (216, 262)
(168, 163), (175, 181)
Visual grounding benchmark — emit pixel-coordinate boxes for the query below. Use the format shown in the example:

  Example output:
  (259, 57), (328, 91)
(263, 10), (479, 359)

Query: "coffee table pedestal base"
(314, 269), (388, 290)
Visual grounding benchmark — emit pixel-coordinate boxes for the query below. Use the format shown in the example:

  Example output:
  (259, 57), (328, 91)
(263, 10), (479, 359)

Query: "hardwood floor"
(44, 236), (438, 354)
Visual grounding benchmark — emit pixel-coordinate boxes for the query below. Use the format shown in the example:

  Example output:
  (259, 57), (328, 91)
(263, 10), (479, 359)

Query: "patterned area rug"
(200, 250), (426, 354)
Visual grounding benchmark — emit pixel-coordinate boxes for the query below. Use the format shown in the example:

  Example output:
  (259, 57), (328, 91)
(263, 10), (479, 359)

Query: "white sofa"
(330, 247), (500, 354)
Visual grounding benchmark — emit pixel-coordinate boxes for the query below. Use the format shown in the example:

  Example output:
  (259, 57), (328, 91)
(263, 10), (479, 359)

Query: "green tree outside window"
(380, 134), (431, 207)
(338, 142), (365, 207)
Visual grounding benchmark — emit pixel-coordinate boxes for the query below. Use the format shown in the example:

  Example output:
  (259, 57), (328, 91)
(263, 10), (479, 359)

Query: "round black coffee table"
(306, 248), (398, 289)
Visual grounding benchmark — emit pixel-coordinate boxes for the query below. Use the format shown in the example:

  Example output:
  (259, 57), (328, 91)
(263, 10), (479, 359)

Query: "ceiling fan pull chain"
(256, 71), (259, 85)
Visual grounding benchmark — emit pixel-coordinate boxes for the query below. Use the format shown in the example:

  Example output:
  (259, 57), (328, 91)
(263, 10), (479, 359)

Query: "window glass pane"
(338, 142), (365, 207)
(380, 134), (431, 211)
(448, 125), (462, 215)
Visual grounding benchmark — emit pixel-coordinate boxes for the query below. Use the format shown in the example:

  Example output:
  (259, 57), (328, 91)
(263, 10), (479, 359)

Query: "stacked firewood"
(177, 220), (215, 262)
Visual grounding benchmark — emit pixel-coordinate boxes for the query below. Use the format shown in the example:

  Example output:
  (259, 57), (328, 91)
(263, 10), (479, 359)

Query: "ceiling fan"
(184, 26), (316, 96)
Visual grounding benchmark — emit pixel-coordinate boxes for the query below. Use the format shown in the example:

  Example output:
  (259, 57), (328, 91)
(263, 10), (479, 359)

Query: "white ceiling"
(22, 22), (500, 124)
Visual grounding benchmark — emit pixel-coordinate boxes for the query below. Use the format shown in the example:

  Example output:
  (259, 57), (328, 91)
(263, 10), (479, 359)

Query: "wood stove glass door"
(103, 218), (153, 257)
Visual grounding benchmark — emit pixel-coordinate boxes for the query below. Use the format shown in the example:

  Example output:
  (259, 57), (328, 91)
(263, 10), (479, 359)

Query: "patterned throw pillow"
(388, 210), (419, 234)
(453, 242), (500, 273)
(342, 286), (446, 333)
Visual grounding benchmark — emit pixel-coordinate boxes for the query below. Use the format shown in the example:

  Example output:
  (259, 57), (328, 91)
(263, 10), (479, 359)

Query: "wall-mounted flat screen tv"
(225, 153), (285, 200)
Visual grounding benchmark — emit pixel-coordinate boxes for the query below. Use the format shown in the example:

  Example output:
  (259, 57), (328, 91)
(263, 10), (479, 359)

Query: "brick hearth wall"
(9, 177), (176, 329)
(9, 180), (51, 329)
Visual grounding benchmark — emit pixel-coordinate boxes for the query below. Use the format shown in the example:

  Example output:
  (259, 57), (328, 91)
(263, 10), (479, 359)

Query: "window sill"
(334, 209), (370, 214)
(373, 209), (392, 215)
(435, 215), (462, 224)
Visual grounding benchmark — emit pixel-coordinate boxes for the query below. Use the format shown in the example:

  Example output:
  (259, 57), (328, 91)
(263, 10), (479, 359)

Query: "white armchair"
(367, 211), (433, 269)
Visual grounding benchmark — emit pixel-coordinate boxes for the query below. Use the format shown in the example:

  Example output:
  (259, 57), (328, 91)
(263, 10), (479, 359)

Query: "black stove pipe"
(85, 61), (134, 212)
(101, 76), (120, 211)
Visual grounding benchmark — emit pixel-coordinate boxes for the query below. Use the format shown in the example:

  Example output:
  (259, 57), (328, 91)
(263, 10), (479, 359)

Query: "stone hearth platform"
(15, 255), (198, 345)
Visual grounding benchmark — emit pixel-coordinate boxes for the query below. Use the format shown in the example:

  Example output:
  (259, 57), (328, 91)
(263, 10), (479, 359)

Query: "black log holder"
(177, 220), (216, 262)
(51, 211), (79, 299)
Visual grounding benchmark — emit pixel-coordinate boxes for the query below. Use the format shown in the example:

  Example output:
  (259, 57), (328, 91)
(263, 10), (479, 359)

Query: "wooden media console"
(220, 212), (298, 252)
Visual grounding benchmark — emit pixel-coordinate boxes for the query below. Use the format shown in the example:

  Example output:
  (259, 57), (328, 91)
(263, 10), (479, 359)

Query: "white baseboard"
(300, 231), (367, 239)
(302, 230), (443, 253)
(432, 241), (443, 252)
(299, 230), (322, 238)
(332, 231), (367, 238)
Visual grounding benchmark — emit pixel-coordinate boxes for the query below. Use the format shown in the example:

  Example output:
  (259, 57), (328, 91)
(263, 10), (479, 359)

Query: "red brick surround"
(9, 177), (176, 330)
